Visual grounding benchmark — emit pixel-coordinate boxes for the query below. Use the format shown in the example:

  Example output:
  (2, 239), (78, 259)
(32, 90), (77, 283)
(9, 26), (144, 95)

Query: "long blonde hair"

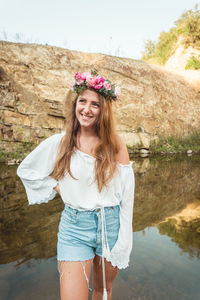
(51, 88), (120, 192)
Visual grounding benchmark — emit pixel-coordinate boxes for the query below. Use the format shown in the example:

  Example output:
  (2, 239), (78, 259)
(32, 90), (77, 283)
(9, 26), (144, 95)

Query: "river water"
(0, 154), (200, 300)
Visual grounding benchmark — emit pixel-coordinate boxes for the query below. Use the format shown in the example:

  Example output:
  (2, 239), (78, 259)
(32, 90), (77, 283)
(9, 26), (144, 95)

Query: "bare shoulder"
(116, 135), (130, 164)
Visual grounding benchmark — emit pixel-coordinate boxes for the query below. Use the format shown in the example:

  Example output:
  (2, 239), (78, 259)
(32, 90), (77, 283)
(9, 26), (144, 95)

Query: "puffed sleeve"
(16, 132), (65, 205)
(108, 161), (135, 269)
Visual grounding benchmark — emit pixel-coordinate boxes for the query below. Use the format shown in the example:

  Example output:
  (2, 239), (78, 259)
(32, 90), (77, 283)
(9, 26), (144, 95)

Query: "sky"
(0, 0), (199, 59)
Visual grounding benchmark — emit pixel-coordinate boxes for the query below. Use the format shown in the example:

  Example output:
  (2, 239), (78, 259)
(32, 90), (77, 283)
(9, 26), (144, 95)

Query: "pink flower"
(86, 74), (97, 87)
(74, 72), (84, 85)
(103, 81), (111, 90)
(114, 86), (120, 98)
(74, 72), (81, 80)
(95, 75), (105, 84)
(94, 83), (103, 90)
(76, 78), (84, 85)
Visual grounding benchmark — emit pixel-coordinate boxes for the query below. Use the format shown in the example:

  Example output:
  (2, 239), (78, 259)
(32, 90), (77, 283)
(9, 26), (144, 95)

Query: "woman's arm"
(116, 135), (130, 164)
(17, 132), (64, 205)
(106, 135), (135, 269)
(53, 183), (61, 195)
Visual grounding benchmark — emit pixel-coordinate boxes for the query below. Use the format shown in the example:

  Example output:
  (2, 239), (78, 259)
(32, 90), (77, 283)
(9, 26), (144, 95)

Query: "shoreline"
(0, 148), (199, 165)
(129, 149), (200, 155)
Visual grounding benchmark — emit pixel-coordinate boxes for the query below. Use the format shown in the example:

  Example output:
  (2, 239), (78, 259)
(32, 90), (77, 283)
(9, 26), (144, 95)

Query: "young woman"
(17, 70), (135, 300)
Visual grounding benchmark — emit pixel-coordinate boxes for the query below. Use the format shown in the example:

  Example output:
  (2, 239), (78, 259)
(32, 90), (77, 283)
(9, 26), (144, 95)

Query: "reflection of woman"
(17, 70), (135, 300)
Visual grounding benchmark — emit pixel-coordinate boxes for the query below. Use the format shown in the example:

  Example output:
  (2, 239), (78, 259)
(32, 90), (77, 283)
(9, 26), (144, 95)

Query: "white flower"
(114, 86), (120, 98)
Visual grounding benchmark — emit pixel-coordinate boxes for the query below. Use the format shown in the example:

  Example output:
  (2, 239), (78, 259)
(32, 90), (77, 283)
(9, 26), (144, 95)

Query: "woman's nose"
(83, 104), (91, 113)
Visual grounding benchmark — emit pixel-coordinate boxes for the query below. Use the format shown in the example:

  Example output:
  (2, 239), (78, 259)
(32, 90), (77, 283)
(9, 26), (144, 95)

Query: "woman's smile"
(80, 113), (93, 120)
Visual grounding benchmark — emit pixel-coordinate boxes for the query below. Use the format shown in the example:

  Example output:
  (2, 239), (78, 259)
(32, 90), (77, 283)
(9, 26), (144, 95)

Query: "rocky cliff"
(0, 41), (200, 152)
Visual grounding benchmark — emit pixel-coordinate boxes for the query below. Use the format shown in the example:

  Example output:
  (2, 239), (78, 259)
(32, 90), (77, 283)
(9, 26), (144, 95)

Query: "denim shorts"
(57, 205), (120, 262)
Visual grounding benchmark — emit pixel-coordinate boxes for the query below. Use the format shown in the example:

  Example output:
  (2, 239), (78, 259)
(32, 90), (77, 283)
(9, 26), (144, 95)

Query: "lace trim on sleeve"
(21, 177), (58, 205)
(106, 249), (131, 269)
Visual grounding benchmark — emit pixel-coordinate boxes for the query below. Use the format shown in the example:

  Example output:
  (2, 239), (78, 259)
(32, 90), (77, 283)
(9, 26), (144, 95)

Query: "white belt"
(100, 206), (111, 300)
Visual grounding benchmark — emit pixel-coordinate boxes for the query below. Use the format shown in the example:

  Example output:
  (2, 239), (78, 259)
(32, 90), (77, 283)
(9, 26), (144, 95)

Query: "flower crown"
(69, 70), (120, 101)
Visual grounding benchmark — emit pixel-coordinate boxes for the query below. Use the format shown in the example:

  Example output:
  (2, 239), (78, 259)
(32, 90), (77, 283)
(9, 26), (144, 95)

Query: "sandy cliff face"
(164, 36), (200, 89)
(0, 41), (200, 150)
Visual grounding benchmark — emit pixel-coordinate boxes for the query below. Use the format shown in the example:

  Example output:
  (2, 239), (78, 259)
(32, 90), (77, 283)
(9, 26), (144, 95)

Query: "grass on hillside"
(149, 130), (200, 153)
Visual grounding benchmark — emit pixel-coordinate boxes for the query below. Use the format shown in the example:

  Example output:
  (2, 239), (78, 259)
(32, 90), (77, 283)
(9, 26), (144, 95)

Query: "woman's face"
(75, 89), (101, 130)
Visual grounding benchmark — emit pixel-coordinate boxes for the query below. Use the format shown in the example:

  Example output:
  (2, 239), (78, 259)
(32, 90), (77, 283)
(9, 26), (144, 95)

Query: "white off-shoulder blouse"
(17, 131), (135, 271)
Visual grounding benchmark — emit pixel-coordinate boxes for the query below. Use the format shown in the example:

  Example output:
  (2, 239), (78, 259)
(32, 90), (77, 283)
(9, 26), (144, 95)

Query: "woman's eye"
(93, 103), (100, 107)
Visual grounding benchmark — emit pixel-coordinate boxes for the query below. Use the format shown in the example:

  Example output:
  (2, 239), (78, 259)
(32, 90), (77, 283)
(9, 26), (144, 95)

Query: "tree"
(142, 39), (155, 60)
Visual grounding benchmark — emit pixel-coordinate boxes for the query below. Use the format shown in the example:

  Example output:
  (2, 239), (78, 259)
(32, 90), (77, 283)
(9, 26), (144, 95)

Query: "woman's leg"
(92, 254), (118, 300)
(58, 258), (93, 300)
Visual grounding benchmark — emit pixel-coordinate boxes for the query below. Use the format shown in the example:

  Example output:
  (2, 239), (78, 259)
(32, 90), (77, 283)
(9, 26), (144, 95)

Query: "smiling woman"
(17, 70), (135, 300)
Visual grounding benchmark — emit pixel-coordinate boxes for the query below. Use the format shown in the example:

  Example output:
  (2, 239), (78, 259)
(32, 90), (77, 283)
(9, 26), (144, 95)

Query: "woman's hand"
(53, 183), (61, 195)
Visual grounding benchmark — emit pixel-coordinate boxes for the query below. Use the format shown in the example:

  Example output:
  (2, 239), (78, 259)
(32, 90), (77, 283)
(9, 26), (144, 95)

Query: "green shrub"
(185, 56), (200, 69)
(154, 28), (178, 64)
(175, 3), (200, 47)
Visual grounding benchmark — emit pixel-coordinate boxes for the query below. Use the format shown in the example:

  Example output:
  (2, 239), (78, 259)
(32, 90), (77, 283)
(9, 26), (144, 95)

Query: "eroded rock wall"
(0, 41), (200, 151)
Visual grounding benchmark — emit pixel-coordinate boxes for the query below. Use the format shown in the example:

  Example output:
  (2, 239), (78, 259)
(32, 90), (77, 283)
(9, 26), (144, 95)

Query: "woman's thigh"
(92, 254), (118, 292)
(58, 259), (93, 300)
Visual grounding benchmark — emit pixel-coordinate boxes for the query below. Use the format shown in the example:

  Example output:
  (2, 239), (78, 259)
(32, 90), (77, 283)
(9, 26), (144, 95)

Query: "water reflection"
(112, 227), (200, 300)
(0, 155), (200, 300)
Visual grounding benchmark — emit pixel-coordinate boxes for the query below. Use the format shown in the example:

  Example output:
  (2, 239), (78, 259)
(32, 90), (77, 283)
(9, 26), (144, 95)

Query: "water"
(112, 227), (200, 300)
(0, 155), (200, 300)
